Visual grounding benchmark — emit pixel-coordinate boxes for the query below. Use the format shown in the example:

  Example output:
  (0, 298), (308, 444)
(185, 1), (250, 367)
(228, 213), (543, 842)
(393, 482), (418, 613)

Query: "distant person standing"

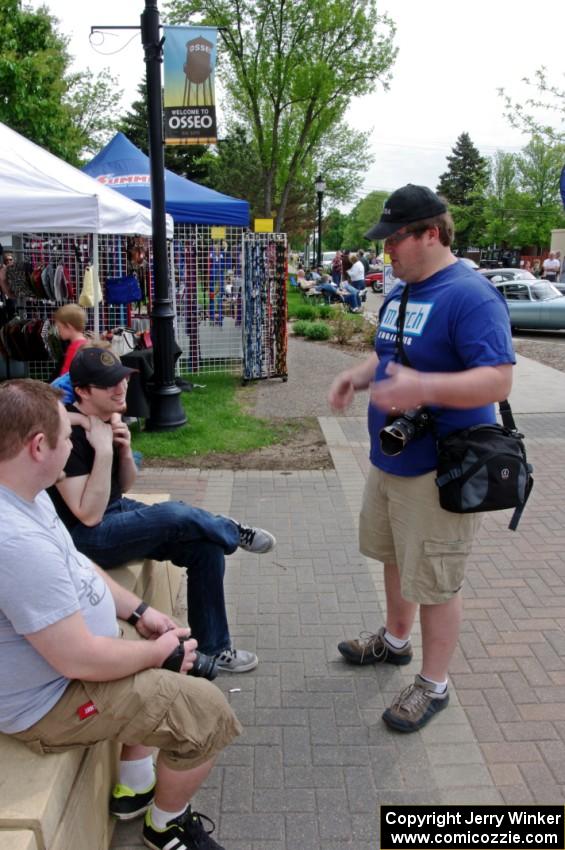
(358, 249), (370, 276)
(341, 249), (352, 282)
(331, 251), (343, 286)
(348, 253), (366, 293)
(542, 251), (560, 283)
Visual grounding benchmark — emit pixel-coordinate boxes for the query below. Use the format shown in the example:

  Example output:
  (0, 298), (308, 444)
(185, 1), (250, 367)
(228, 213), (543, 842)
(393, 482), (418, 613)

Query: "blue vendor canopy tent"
(83, 132), (250, 227)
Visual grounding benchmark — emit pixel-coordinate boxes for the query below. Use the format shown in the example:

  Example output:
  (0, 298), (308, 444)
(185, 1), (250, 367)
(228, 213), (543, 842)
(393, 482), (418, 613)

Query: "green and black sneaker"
(143, 806), (225, 850)
(109, 781), (156, 820)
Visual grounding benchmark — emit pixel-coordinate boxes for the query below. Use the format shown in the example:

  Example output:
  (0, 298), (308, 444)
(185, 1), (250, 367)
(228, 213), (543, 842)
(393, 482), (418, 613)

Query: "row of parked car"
(322, 252), (565, 330)
(478, 267), (565, 331)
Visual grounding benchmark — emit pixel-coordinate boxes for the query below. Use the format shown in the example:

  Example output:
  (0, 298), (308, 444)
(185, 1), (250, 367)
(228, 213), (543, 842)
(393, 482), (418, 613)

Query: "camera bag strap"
(394, 283), (413, 367)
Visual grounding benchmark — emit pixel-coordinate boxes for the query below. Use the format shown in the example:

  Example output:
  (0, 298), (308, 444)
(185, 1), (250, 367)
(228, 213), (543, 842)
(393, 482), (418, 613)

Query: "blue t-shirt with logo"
(369, 260), (515, 476)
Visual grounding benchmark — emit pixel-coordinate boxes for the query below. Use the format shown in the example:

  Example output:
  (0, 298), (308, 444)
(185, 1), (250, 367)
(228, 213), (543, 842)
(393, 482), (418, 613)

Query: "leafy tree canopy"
(0, 1), (123, 165)
(499, 68), (565, 145)
(342, 190), (389, 250)
(436, 131), (490, 206)
(118, 82), (210, 181)
(165, 0), (397, 230)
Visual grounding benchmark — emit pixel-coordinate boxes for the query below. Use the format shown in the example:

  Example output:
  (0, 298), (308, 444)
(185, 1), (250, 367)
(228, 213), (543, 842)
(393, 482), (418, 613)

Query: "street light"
(315, 174), (325, 268)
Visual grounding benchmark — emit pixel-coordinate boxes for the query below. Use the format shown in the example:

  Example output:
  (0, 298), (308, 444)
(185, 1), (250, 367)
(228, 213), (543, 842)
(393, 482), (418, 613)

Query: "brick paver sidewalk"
(112, 357), (565, 850)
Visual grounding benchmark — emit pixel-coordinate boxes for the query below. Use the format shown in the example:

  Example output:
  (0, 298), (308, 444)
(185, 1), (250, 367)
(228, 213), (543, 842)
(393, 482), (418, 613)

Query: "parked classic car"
(366, 270), (383, 293)
(481, 268), (536, 284)
(491, 277), (565, 331)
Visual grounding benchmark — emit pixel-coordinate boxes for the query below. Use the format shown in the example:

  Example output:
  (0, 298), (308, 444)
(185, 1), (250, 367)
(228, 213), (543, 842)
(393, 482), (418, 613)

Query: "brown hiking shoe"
(337, 626), (413, 666)
(382, 674), (449, 733)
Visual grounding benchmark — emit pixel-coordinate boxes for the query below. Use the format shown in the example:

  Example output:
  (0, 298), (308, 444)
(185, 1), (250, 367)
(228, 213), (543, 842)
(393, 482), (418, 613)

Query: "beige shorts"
(359, 465), (481, 605)
(13, 669), (242, 771)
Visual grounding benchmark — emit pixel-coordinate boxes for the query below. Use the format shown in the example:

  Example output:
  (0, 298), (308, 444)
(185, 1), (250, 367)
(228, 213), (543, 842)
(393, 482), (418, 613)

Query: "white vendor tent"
(0, 122), (173, 238)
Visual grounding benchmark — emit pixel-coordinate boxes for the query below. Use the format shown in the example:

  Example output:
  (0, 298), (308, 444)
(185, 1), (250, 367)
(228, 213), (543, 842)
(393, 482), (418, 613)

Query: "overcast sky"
(33, 0), (564, 200)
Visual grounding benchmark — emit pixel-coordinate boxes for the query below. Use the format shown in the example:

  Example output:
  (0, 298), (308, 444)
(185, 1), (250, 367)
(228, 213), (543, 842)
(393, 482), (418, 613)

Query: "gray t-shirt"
(0, 486), (118, 734)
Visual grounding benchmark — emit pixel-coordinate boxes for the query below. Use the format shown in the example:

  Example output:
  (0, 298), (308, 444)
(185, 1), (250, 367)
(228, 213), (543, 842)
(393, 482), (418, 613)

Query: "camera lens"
(189, 650), (218, 681)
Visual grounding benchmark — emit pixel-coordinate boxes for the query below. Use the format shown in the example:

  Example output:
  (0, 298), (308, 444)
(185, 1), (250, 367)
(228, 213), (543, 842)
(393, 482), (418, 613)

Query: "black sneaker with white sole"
(110, 781), (155, 820)
(143, 806), (225, 850)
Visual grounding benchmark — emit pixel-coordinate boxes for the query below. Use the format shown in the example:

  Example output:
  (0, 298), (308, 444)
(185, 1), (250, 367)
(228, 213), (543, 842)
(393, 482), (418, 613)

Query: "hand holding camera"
(161, 635), (218, 681)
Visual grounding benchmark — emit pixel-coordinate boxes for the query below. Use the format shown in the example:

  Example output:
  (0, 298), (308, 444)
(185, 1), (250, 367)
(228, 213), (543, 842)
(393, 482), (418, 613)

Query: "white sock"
(384, 629), (410, 650)
(419, 674), (448, 694)
(119, 756), (155, 792)
(149, 802), (188, 831)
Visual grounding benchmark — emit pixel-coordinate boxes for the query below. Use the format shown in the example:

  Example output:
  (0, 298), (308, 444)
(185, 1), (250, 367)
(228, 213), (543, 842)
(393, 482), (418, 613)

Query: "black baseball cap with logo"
(69, 347), (136, 387)
(365, 184), (447, 240)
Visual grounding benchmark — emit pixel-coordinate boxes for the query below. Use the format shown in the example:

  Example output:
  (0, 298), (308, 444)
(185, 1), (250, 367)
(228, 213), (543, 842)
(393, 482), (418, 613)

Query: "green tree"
(65, 68), (123, 161)
(437, 132), (490, 249)
(499, 68), (565, 145)
(0, 1), (123, 164)
(437, 132), (490, 206)
(166, 0), (397, 230)
(119, 82), (210, 181)
(0, 0), (80, 161)
(322, 208), (348, 250)
(342, 190), (389, 249)
(482, 151), (520, 246)
(482, 140), (565, 252)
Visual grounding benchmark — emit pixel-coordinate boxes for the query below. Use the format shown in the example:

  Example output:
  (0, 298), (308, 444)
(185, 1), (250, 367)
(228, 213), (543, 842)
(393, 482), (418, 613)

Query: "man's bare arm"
(328, 352), (379, 412)
(370, 363), (513, 412)
(25, 612), (190, 681)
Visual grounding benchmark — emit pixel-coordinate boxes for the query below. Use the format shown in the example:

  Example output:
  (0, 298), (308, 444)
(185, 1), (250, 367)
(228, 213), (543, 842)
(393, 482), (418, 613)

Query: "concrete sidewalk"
(112, 354), (565, 850)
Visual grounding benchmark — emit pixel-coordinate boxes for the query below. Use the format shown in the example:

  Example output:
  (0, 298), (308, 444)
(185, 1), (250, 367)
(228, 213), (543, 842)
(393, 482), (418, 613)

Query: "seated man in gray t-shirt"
(0, 380), (240, 850)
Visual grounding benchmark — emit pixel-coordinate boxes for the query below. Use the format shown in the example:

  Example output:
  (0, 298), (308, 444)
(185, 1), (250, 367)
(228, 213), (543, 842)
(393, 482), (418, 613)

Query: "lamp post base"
(145, 384), (187, 431)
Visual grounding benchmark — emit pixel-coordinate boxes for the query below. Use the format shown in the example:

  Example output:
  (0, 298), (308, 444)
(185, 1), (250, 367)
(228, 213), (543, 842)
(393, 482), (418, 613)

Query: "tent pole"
(92, 233), (100, 337)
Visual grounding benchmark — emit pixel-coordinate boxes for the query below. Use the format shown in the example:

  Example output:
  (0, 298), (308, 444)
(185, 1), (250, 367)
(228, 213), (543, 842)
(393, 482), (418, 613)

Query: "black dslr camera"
(162, 635), (218, 681)
(379, 408), (433, 457)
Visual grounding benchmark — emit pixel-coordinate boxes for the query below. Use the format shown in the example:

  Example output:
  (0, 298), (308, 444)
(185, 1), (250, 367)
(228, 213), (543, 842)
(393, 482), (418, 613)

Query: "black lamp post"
(315, 174), (325, 268)
(141, 0), (187, 430)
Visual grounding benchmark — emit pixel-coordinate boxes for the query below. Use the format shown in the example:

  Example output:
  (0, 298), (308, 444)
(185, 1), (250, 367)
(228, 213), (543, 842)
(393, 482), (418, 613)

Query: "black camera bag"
(435, 402), (533, 531)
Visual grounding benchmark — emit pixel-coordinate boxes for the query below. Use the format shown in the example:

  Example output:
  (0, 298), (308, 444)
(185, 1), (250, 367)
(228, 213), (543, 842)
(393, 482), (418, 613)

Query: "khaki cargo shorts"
(13, 668), (242, 771)
(359, 464), (482, 605)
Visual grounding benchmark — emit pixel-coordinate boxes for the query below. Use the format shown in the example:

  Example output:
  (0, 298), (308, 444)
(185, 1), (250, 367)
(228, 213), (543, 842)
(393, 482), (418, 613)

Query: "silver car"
(491, 275), (565, 331)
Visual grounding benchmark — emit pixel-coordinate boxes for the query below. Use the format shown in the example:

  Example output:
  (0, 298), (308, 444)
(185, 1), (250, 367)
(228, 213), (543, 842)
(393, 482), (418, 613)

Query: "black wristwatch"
(127, 601), (149, 626)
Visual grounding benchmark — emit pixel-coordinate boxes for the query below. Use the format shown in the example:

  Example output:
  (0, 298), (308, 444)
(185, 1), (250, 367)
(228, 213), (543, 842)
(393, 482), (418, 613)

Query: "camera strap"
(395, 283), (412, 367)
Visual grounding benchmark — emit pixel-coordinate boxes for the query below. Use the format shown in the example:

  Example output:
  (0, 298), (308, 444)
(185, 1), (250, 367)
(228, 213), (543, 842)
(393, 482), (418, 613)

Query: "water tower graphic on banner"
(163, 26), (218, 146)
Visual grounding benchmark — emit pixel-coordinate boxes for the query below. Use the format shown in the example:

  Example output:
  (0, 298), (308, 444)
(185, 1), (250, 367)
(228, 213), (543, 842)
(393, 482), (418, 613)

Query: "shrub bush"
(292, 320), (311, 336)
(317, 304), (333, 319)
(331, 310), (356, 344)
(304, 322), (331, 341)
(361, 318), (378, 348)
(293, 304), (317, 321)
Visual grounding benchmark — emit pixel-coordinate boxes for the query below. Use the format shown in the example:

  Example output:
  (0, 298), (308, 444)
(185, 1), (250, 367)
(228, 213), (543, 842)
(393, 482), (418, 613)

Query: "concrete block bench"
(0, 494), (184, 850)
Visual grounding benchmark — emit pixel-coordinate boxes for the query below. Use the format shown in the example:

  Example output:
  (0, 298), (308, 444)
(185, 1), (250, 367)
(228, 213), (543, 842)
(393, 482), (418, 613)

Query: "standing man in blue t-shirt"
(328, 185), (515, 733)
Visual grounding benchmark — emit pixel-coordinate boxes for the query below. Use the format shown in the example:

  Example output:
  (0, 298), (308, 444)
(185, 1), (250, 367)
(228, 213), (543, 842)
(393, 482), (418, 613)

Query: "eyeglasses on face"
(384, 230), (414, 248)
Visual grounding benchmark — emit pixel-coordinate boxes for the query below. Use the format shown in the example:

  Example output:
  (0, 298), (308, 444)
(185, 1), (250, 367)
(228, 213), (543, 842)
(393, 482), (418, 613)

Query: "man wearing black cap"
(49, 346), (276, 676)
(328, 185), (515, 732)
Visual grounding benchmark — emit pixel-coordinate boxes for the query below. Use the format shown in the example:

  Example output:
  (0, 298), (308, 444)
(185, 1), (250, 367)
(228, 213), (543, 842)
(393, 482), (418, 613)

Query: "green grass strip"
(131, 372), (287, 460)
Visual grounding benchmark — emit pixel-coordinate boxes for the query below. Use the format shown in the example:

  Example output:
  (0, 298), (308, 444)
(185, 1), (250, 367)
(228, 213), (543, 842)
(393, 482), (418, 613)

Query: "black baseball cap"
(69, 347), (136, 387)
(365, 184), (447, 240)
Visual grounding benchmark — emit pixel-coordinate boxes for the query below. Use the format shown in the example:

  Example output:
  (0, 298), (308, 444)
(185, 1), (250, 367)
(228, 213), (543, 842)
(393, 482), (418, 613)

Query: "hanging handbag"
(105, 275), (142, 305)
(109, 327), (137, 357)
(435, 400), (533, 531)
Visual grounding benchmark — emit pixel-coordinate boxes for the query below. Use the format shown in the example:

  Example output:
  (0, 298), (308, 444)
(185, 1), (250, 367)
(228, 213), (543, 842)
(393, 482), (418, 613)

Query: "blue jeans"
(71, 498), (239, 656)
(350, 279), (365, 292)
(341, 283), (361, 309)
